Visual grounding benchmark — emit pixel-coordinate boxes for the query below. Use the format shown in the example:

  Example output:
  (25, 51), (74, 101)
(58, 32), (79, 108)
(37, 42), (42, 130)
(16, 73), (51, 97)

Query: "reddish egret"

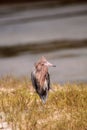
(31, 56), (56, 103)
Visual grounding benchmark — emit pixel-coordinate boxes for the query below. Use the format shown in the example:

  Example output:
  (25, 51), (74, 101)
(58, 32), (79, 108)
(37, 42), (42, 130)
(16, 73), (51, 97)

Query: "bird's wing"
(46, 72), (50, 90)
(31, 71), (38, 90)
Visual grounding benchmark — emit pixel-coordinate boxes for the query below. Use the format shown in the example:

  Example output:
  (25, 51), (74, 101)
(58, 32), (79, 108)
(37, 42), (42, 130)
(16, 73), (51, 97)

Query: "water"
(0, 3), (87, 46)
(0, 4), (87, 83)
(0, 47), (87, 83)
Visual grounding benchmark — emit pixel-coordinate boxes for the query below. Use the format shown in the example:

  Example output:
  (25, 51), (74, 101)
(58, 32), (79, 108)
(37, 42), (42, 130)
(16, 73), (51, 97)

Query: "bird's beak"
(45, 61), (56, 67)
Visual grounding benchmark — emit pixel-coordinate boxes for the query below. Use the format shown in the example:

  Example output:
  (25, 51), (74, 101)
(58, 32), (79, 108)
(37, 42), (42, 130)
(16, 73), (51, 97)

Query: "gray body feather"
(31, 70), (50, 103)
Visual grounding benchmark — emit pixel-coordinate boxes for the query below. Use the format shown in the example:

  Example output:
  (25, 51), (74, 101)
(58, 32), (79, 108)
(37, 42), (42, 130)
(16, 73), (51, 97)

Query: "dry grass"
(0, 76), (87, 130)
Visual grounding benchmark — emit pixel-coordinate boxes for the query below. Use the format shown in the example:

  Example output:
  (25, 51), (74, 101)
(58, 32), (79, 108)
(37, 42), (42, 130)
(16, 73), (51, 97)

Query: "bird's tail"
(40, 90), (48, 104)
(40, 95), (47, 104)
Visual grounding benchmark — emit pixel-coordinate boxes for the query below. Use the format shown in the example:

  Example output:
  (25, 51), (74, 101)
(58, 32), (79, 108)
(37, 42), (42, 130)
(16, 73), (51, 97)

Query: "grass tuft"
(0, 76), (87, 130)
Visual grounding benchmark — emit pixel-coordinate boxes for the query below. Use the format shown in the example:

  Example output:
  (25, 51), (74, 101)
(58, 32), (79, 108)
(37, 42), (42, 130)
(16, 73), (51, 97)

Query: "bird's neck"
(36, 66), (48, 87)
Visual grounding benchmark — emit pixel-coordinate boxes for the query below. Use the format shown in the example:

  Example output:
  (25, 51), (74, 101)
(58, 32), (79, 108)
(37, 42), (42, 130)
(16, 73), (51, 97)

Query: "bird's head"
(35, 56), (56, 71)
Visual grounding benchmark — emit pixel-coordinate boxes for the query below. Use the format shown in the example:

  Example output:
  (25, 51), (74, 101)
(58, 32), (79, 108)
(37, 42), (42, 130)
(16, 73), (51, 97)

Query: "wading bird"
(31, 56), (56, 103)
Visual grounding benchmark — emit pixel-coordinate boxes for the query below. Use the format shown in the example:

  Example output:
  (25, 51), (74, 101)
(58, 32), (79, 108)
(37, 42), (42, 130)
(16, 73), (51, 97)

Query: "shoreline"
(0, 39), (87, 57)
(0, 1), (87, 6)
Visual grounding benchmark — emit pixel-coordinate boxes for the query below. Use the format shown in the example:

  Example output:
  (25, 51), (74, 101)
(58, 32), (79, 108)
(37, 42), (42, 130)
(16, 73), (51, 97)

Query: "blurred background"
(0, 0), (87, 83)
